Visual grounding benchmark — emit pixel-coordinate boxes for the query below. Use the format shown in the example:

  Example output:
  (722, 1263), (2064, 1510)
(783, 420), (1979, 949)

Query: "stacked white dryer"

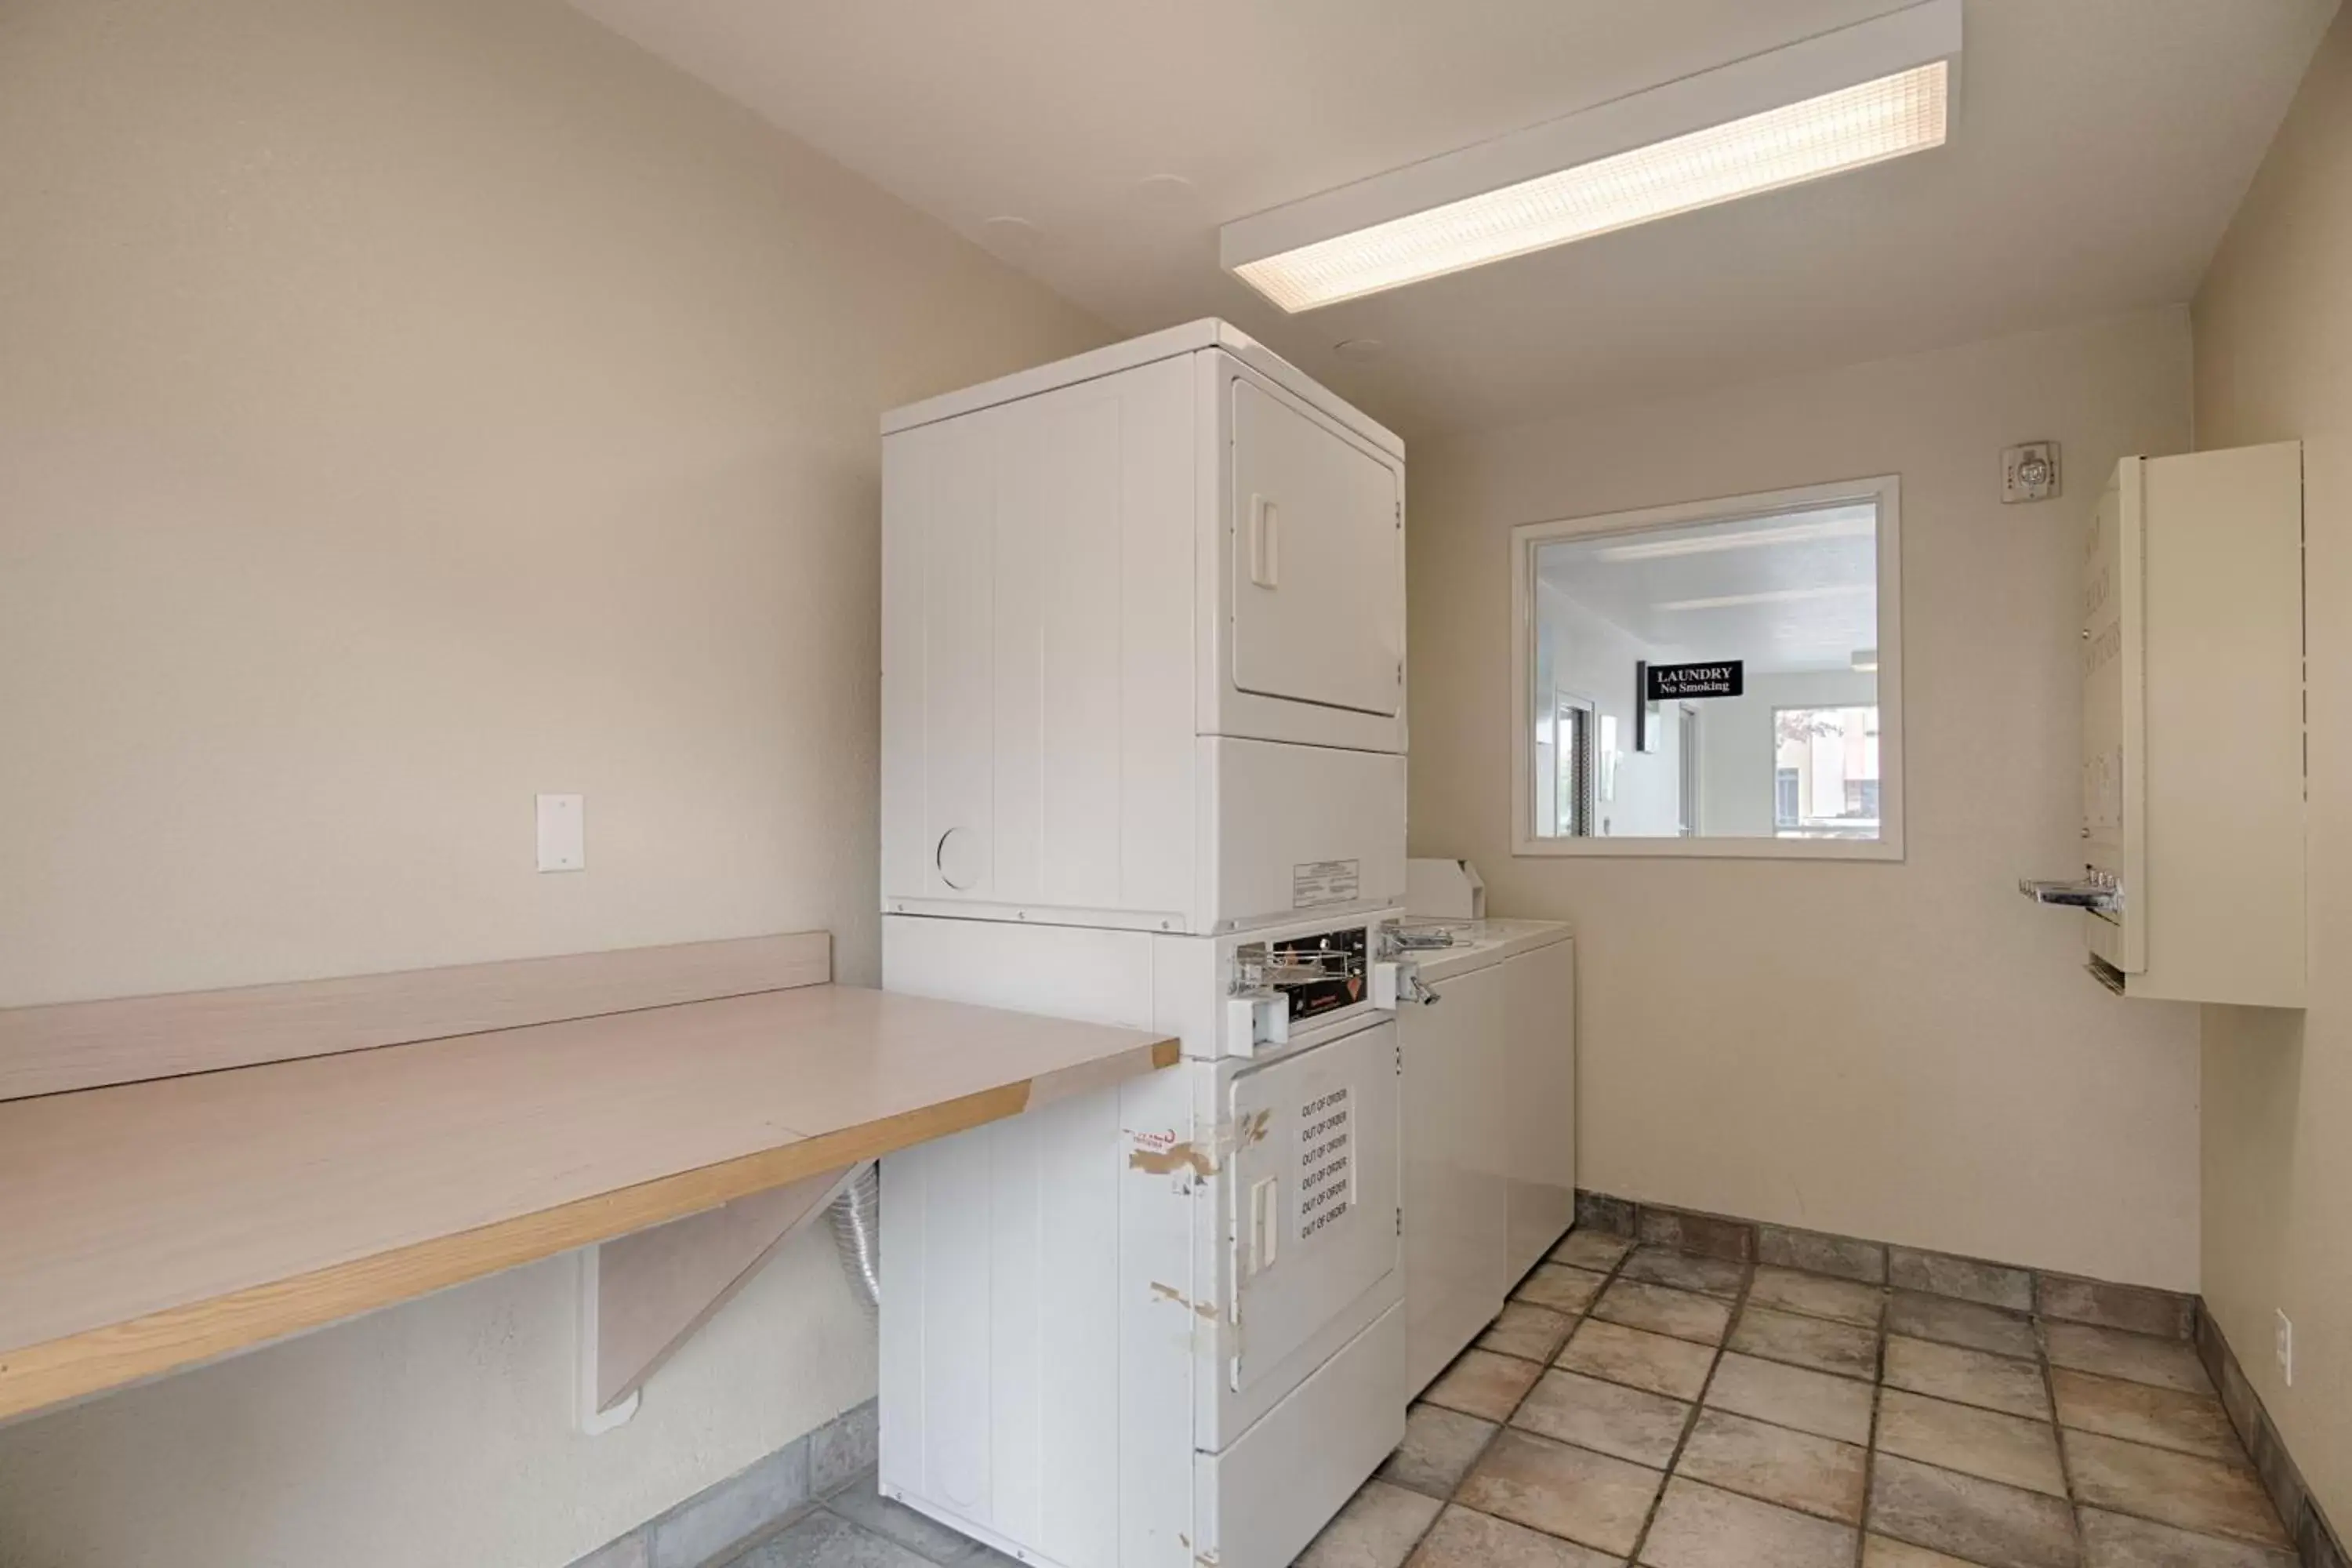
(875, 320), (1410, 1568)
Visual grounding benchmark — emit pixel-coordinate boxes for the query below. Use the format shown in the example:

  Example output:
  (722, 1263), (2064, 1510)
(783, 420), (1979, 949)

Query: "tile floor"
(707, 1469), (1022, 1568)
(1304, 1229), (2300, 1568)
(708, 1229), (2296, 1568)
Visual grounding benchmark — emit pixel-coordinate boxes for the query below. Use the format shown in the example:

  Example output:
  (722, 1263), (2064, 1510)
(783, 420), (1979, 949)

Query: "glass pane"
(1527, 498), (1881, 842)
(1772, 706), (1880, 838)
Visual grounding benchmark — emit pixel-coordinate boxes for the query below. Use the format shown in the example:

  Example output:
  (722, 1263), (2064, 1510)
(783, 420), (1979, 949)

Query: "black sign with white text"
(1644, 660), (1744, 700)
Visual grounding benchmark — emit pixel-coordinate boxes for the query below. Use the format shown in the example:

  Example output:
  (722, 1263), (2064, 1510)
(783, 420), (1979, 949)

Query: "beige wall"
(2193, 10), (2352, 1528)
(0, 0), (1105, 1563)
(1409, 308), (2203, 1290)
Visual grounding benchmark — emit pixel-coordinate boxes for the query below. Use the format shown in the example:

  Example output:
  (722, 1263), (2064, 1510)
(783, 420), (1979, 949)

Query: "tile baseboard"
(568, 1399), (878, 1568)
(2197, 1306), (2349, 1568)
(1575, 1189), (2187, 1335)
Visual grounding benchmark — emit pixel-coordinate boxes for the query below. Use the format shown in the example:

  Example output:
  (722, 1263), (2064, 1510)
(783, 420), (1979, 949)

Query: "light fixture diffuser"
(1235, 64), (1945, 312)
(1221, 0), (1961, 313)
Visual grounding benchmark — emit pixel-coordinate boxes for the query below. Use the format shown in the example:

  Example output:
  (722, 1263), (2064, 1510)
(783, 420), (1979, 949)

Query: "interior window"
(1514, 477), (1900, 858)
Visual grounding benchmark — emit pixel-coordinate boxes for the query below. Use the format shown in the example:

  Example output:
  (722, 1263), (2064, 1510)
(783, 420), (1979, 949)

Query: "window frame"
(1508, 474), (1905, 862)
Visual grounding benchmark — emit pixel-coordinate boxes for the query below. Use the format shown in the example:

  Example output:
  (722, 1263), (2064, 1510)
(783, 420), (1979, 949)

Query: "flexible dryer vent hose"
(829, 1163), (882, 1315)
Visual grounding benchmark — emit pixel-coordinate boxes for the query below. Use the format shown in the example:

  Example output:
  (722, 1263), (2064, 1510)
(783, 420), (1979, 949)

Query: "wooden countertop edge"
(0, 1034), (1179, 1425)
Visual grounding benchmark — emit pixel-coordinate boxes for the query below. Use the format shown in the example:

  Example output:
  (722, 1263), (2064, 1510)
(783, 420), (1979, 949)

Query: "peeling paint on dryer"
(1128, 1140), (1218, 1178)
(1147, 1281), (1220, 1320)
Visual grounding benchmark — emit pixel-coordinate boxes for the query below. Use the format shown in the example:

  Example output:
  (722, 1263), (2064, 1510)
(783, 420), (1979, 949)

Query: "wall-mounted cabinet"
(2028, 441), (2304, 1007)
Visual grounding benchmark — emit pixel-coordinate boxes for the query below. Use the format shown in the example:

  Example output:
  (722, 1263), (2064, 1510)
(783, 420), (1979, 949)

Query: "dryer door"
(1229, 378), (1403, 719)
(1226, 1018), (1401, 1395)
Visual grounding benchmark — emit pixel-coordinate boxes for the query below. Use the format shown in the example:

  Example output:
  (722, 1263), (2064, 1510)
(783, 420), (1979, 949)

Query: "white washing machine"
(880, 909), (1408, 1568)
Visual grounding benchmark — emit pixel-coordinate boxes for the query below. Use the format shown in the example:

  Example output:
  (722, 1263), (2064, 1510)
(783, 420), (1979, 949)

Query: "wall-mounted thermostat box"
(2033, 442), (2305, 1006)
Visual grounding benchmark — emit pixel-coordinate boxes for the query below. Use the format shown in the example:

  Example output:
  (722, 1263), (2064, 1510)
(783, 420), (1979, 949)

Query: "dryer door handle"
(1248, 494), (1280, 588)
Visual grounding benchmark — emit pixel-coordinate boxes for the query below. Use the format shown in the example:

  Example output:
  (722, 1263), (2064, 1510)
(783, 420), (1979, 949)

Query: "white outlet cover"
(536, 793), (585, 873)
(2275, 1308), (2294, 1386)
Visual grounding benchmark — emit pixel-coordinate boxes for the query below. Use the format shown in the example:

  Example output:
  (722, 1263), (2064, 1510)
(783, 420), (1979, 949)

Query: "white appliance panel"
(1399, 960), (1508, 1392)
(882, 916), (1159, 1029)
(1501, 937), (1579, 1280)
(1228, 379), (1403, 719)
(1203, 737), (1405, 932)
(880, 354), (1198, 921)
(1192, 1305), (1406, 1568)
(881, 1065), (1196, 1568)
(1226, 1021), (1400, 1395)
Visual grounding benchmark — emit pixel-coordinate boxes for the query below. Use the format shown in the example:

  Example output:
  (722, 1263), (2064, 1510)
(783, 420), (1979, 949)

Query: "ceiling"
(1537, 503), (1880, 675)
(569, 0), (2336, 440)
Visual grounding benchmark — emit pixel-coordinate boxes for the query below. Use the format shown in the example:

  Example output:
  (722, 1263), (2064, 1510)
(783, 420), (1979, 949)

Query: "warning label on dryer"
(1292, 859), (1361, 909)
(1297, 1085), (1354, 1241)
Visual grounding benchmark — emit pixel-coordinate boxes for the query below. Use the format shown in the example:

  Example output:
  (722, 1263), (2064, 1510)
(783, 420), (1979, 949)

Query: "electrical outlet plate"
(536, 793), (585, 873)
(2002, 441), (2061, 503)
(2276, 1308), (2294, 1387)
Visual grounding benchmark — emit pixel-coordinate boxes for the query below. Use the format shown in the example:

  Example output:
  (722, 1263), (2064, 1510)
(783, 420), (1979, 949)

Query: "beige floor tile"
(1673, 1408), (1867, 1523)
(1875, 1389), (2067, 1497)
(1379, 1402), (1498, 1498)
(1512, 1368), (1691, 1468)
(1553, 1229), (1635, 1272)
(1483, 1302), (1579, 1361)
(1727, 1305), (1878, 1380)
(2063, 1429), (2289, 1549)
(2042, 1322), (2212, 1396)
(1592, 1279), (1736, 1345)
(1457, 1428), (1664, 1559)
(1556, 1319), (1718, 1401)
(1406, 1504), (1623, 1568)
(1518, 1263), (1610, 1315)
(1619, 1247), (1748, 1300)
(1865, 1454), (2079, 1568)
(1882, 1337), (2051, 1421)
(1294, 1480), (1445, 1568)
(1703, 1352), (1875, 1446)
(2051, 1368), (2241, 1463)
(1886, 1292), (2040, 1361)
(2077, 1506), (2301, 1568)
(1864, 1534), (1991, 1567)
(1746, 1266), (1886, 1327)
(1425, 1348), (1545, 1422)
(1637, 1476), (1856, 1568)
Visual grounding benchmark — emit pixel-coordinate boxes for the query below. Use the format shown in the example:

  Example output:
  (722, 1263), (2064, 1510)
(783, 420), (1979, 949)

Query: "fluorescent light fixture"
(1223, 0), (1959, 313)
(1655, 584), (1874, 612)
(1852, 648), (1880, 672)
(1594, 514), (1875, 562)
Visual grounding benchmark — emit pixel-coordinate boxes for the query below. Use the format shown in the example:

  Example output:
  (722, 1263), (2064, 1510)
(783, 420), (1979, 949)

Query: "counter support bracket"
(579, 1163), (859, 1427)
